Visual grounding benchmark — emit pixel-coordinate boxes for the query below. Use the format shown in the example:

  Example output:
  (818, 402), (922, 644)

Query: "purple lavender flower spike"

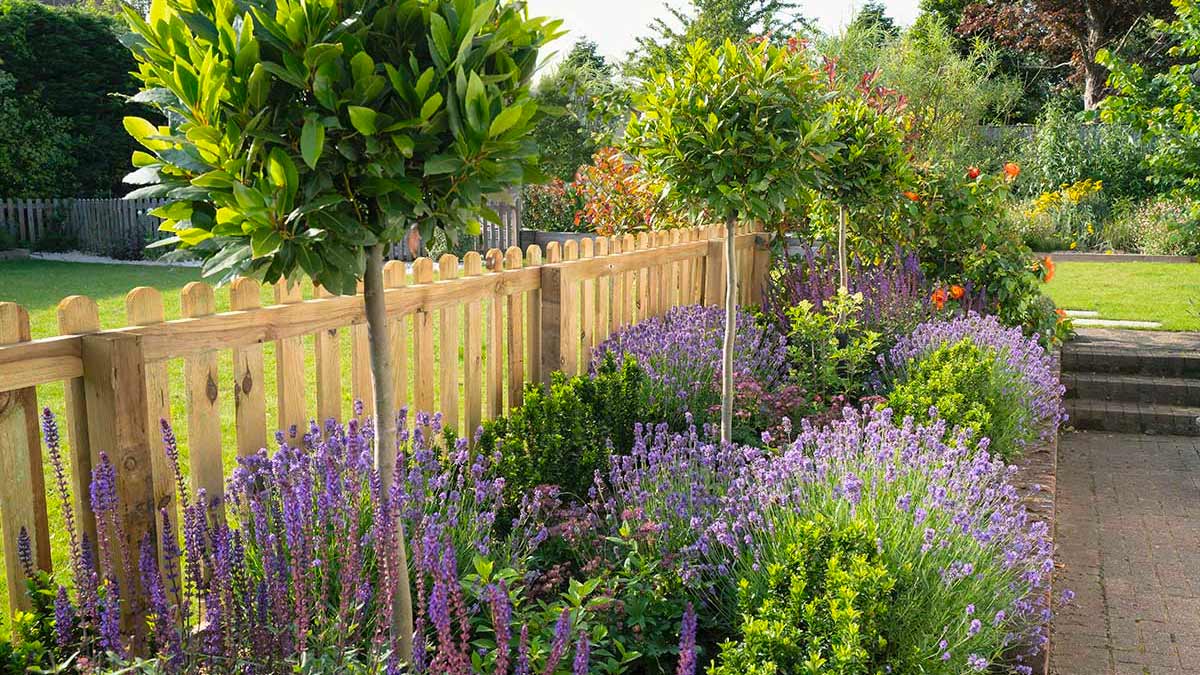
(16, 526), (32, 577)
(572, 632), (590, 675)
(516, 625), (531, 675)
(490, 581), (512, 675)
(53, 585), (74, 650)
(676, 603), (697, 675)
(542, 608), (571, 675)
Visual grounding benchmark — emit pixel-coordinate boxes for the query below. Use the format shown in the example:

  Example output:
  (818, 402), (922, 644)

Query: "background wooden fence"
(1, 197), (523, 259)
(0, 223), (770, 625)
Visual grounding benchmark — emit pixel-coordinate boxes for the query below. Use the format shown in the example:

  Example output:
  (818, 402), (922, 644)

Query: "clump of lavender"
(880, 312), (1067, 450)
(592, 305), (788, 430)
(598, 419), (768, 591)
(747, 407), (1055, 672)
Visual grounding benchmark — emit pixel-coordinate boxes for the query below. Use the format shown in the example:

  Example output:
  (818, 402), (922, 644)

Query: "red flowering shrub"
(522, 179), (586, 232)
(573, 147), (690, 237)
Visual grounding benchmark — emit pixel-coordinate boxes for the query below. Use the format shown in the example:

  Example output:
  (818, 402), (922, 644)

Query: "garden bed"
(1033, 251), (1196, 264)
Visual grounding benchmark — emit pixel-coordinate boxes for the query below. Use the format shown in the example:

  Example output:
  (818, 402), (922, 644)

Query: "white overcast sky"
(526, 0), (922, 67)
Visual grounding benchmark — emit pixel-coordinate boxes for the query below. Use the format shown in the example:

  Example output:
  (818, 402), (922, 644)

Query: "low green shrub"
(711, 516), (896, 675)
(784, 291), (882, 405)
(886, 338), (1029, 458)
(481, 353), (654, 507)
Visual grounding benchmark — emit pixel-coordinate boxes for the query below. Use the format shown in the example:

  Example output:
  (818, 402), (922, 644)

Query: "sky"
(525, 0), (922, 68)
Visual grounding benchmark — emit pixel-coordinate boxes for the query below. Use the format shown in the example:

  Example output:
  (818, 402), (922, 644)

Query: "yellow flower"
(1070, 241), (1078, 250)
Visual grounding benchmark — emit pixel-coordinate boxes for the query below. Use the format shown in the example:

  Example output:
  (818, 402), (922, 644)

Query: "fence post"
(539, 264), (576, 383)
(81, 331), (156, 642)
(751, 231), (772, 305)
(0, 303), (52, 617)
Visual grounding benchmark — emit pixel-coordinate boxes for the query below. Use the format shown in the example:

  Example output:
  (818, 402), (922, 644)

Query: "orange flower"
(1004, 162), (1021, 179)
(949, 284), (965, 300)
(1055, 308), (1067, 323)
(966, 166), (981, 180)
(1042, 255), (1055, 282)
(931, 288), (947, 310)
(903, 191), (920, 202)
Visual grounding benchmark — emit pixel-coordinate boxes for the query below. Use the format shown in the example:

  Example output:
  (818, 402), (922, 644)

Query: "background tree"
(626, 37), (830, 443)
(529, 38), (621, 180)
(122, 0), (560, 660)
(0, 69), (77, 198)
(0, 0), (138, 196)
(820, 85), (912, 294)
(1100, 0), (1200, 251)
(628, 0), (807, 77)
(849, 0), (899, 42)
(957, 0), (1175, 110)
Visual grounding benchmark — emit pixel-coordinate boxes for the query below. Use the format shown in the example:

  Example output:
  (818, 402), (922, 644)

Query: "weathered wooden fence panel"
(0, 224), (770, 623)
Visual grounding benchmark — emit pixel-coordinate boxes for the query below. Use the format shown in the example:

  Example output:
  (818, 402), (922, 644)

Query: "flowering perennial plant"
(27, 408), (597, 674)
(880, 313), (1067, 452)
(599, 407), (1058, 673)
(592, 305), (789, 434)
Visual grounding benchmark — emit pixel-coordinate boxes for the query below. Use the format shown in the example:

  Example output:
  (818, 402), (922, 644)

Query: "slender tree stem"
(720, 212), (738, 444)
(363, 242), (414, 662)
(838, 205), (849, 294)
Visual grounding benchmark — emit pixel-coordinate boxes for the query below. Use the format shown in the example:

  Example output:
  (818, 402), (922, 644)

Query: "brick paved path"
(1051, 431), (1200, 675)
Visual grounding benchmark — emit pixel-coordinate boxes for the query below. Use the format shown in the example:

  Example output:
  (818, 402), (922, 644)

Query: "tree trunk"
(363, 242), (414, 662)
(837, 205), (849, 322)
(837, 205), (849, 293)
(1081, 0), (1104, 110)
(720, 213), (738, 445)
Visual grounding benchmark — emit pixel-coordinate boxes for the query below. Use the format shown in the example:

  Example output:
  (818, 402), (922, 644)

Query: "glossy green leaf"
(301, 119), (325, 168)
(348, 106), (378, 135)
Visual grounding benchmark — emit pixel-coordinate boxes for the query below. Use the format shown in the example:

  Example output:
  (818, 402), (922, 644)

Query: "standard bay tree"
(120, 0), (560, 661)
(626, 37), (831, 444)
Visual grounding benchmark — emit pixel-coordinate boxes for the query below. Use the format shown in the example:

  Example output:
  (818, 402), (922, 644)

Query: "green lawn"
(0, 259), (484, 618)
(1043, 261), (1200, 332)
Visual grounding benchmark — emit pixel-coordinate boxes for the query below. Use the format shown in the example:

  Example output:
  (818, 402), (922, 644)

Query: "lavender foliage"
(592, 305), (789, 430)
(881, 312), (1067, 450)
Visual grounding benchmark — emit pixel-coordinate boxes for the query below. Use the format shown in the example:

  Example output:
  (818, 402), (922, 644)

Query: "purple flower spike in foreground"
(572, 632), (590, 675)
(676, 603), (698, 675)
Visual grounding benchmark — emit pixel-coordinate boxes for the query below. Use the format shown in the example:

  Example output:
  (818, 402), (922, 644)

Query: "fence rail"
(0, 223), (771, 626)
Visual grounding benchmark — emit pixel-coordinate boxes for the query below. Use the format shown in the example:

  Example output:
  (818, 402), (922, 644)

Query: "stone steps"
(1065, 399), (1200, 436)
(1063, 329), (1200, 436)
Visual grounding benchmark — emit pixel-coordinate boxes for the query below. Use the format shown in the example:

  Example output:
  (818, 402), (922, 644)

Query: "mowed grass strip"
(1043, 261), (1200, 332)
(0, 259), (516, 616)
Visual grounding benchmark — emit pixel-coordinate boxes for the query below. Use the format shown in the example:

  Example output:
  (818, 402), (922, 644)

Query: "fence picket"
(0, 303), (51, 616)
(181, 283), (224, 513)
(463, 253), (484, 438)
(312, 285), (344, 425)
(485, 249), (505, 419)
(383, 261), (408, 412)
(351, 282), (373, 416)
(504, 247), (525, 408)
(229, 279), (268, 455)
(438, 254), (460, 435)
(525, 245), (542, 385)
(412, 258), (435, 416)
(274, 281), (308, 435)
(57, 296), (100, 550)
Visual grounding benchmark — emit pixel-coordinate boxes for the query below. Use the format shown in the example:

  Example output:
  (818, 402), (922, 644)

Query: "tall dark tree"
(850, 0), (899, 40)
(957, 0), (1175, 109)
(628, 0), (808, 76)
(0, 0), (138, 196)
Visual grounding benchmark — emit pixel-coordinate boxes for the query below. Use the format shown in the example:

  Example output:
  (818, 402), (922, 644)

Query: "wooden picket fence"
(0, 198), (169, 256)
(0, 223), (770, 629)
(0, 197), (521, 258)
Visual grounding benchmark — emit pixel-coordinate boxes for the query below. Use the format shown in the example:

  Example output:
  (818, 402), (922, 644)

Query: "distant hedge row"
(0, 0), (139, 198)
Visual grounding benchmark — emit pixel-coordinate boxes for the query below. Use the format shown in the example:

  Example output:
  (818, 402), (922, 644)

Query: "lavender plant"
(880, 312), (1067, 455)
(598, 409), (1060, 674)
(592, 305), (790, 440)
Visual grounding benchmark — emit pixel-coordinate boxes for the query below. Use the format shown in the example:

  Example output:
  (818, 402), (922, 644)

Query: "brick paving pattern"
(1051, 431), (1200, 674)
